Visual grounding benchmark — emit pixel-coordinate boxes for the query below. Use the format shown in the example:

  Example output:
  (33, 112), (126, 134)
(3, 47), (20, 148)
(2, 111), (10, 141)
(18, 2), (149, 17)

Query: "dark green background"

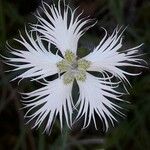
(0, 0), (150, 150)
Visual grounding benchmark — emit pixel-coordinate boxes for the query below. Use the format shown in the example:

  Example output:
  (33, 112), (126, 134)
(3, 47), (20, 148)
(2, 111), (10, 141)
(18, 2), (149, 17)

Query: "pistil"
(57, 50), (91, 84)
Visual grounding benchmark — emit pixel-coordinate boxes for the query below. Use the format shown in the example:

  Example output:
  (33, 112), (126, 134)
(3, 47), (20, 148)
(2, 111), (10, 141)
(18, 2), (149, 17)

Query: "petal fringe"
(85, 26), (145, 84)
(5, 29), (61, 81)
(32, 0), (95, 55)
(22, 76), (73, 134)
(76, 73), (125, 131)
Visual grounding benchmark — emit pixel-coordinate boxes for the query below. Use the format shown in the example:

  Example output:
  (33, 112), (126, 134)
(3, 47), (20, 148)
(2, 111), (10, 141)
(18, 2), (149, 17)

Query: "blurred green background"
(0, 0), (150, 150)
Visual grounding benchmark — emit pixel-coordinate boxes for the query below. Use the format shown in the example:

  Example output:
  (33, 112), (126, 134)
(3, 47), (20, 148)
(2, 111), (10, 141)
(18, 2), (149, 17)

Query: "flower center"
(57, 50), (91, 84)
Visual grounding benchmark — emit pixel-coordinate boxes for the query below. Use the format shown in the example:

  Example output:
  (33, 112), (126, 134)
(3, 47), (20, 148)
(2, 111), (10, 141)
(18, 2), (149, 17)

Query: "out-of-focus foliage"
(0, 0), (149, 150)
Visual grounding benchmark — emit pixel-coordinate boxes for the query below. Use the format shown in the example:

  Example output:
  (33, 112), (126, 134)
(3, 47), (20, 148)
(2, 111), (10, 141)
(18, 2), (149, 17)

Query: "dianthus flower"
(5, 1), (144, 133)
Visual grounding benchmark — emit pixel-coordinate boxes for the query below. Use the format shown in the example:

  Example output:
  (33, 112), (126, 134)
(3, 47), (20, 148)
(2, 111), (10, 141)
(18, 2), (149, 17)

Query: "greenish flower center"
(57, 50), (91, 84)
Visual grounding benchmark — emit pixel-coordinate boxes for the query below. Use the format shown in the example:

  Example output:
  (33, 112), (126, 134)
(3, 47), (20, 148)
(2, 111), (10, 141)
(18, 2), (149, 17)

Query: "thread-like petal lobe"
(32, 1), (94, 55)
(76, 73), (124, 131)
(22, 76), (73, 133)
(85, 27), (144, 82)
(6, 30), (61, 81)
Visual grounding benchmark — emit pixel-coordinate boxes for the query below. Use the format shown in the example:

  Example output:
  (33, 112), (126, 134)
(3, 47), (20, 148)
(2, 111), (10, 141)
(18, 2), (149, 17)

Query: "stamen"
(76, 70), (87, 81)
(63, 72), (74, 84)
(65, 50), (76, 63)
(78, 59), (91, 70)
(57, 60), (68, 72)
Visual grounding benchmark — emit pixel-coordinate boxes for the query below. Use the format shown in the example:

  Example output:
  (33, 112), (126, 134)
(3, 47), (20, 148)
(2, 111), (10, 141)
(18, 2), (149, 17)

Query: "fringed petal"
(32, 0), (95, 55)
(76, 73), (125, 131)
(5, 29), (61, 81)
(22, 76), (73, 134)
(85, 27), (145, 84)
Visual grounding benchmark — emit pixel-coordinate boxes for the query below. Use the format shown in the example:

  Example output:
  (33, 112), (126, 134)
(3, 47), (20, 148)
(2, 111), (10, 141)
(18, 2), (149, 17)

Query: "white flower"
(5, 1), (144, 133)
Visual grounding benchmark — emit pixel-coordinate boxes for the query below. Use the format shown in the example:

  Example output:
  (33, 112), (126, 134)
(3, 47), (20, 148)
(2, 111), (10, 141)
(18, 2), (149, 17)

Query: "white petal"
(6, 29), (62, 81)
(85, 27), (144, 83)
(32, 1), (95, 55)
(76, 73), (124, 131)
(22, 76), (73, 134)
